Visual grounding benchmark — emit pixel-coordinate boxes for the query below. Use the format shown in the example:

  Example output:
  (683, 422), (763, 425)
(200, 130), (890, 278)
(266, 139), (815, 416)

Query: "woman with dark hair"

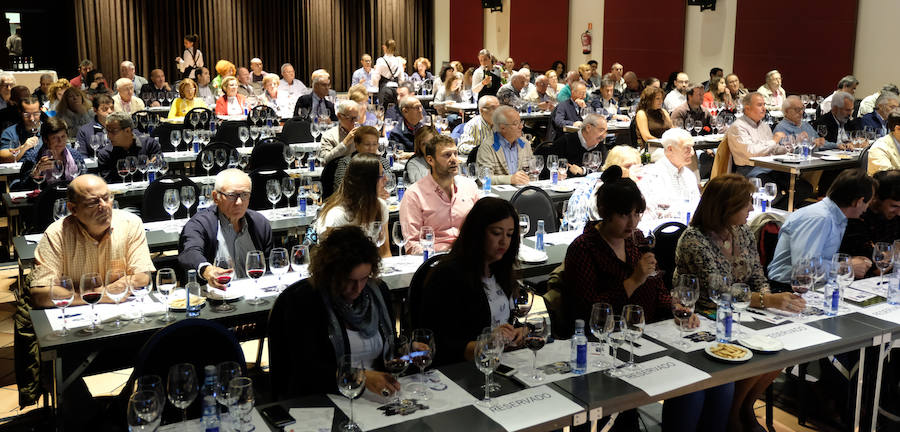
(422, 197), (524, 366)
(634, 86), (672, 148)
(85, 70), (113, 98)
(56, 87), (94, 138)
(702, 75), (734, 112)
(176, 34), (204, 80)
(275, 226), (400, 398)
(404, 126), (436, 184)
(551, 60), (567, 79)
(316, 152), (391, 257)
(19, 117), (85, 189)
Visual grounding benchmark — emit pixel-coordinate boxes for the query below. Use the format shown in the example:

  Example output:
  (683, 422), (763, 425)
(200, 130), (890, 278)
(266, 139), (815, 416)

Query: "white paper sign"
(644, 318), (717, 353)
(754, 323), (841, 350)
(852, 277), (889, 297)
(860, 303), (900, 325)
(843, 287), (878, 303)
(617, 356), (711, 397)
(327, 371), (477, 431)
(474, 385), (583, 431)
(287, 407), (334, 432)
(526, 230), (581, 247)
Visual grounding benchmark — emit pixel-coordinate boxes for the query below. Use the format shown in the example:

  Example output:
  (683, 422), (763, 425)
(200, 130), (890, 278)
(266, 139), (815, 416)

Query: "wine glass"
(606, 315), (627, 376)
(524, 313), (548, 381)
(269, 248), (289, 292)
(621, 305), (645, 370)
(692, 120), (702, 136)
(117, 159), (129, 185)
(79, 272), (104, 334)
(126, 156), (138, 187)
(383, 334), (410, 406)
(281, 177), (295, 216)
(290, 245), (309, 274)
(392, 221), (407, 257)
(245, 250), (267, 305)
(582, 153), (593, 175)
(50, 275), (75, 337)
(589, 302), (613, 369)
(167, 363), (198, 424)
(211, 256), (236, 313)
(409, 328), (436, 401)
(874, 242), (893, 288)
(282, 144), (295, 168)
(201, 151), (215, 178)
(266, 179), (282, 214)
(104, 268), (129, 329)
(513, 289), (534, 320)
(53, 198), (68, 221)
(557, 158), (568, 179)
(474, 332), (502, 407)
(180, 186), (196, 218)
(128, 270), (152, 324)
(215, 361), (242, 426)
(127, 390), (161, 431)
(791, 262), (814, 318)
(134, 374), (165, 409)
(518, 214), (530, 244)
(832, 253), (853, 311)
(155, 268), (177, 322)
(337, 355), (366, 432)
(731, 283), (751, 338)
(51, 159), (64, 183)
(163, 188), (180, 226)
(369, 221), (386, 248)
(170, 130), (182, 152)
(137, 154), (149, 183)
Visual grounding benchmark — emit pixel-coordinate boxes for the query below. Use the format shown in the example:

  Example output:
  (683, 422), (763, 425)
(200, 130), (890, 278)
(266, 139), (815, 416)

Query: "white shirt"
(482, 275), (513, 327)
(346, 329), (384, 369)
(820, 91), (837, 114)
(278, 79), (309, 101)
(637, 155), (701, 220)
(315, 199), (390, 241)
(372, 54), (402, 88)
(663, 90), (686, 113)
(226, 97), (243, 116)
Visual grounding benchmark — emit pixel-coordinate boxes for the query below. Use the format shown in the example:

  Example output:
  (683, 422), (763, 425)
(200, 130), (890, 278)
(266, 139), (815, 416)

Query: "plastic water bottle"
(397, 178), (406, 201)
(535, 220), (546, 252)
(716, 292), (733, 342)
(551, 160), (559, 185)
(185, 270), (201, 318)
(889, 271), (900, 305)
(570, 319), (588, 374)
(201, 365), (220, 432)
(823, 279), (840, 316)
(482, 174), (491, 195)
(298, 187), (308, 216)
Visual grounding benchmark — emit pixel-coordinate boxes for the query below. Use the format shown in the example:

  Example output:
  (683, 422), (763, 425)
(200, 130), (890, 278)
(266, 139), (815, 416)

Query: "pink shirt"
(399, 174), (479, 254)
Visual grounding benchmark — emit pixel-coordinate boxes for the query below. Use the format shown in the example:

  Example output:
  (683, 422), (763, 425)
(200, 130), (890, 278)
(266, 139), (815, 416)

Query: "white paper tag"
(754, 323), (841, 350)
(473, 385), (583, 431)
(617, 356), (711, 397)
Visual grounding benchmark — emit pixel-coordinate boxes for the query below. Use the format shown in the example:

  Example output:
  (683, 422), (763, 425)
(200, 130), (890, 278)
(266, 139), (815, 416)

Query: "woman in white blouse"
(214, 76), (246, 116)
(175, 34), (204, 80)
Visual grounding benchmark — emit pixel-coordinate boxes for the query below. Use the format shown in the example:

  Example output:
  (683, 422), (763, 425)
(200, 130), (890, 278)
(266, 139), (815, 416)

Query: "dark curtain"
(73, 0), (433, 90)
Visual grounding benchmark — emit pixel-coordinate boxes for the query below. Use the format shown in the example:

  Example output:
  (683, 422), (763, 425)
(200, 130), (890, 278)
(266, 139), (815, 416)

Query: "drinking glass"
(420, 226), (435, 256)
(269, 247), (289, 291)
(117, 159), (129, 185)
(163, 188), (180, 225)
(391, 221), (407, 256)
(211, 256), (236, 313)
(513, 289), (534, 320)
(167, 363), (198, 424)
(558, 158), (568, 178)
(731, 283), (751, 338)
(524, 313), (549, 381)
(531, 155), (544, 179)
(518, 214), (530, 242)
(156, 268), (177, 322)
(228, 377), (255, 432)
(104, 268), (129, 329)
(692, 120), (702, 136)
(474, 333), (503, 407)
(481, 166), (493, 195)
(53, 198), (68, 220)
(79, 272), (104, 334)
(290, 245), (309, 273)
(547, 154), (558, 177)
(180, 186), (196, 217)
(409, 328), (436, 401)
(50, 275), (75, 337)
(465, 162), (477, 181)
(137, 154), (149, 182)
(238, 126), (249, 148)
(134, 374), (165, 408)
(791, 263), (814, 318)
(128, 270), (152, 323)
(266, 179), (281, 213)
(127, 390), (161, 431)
(282, 144), (295, 168)
(245, 250), (267, 305)
(874, 242), (893, 288)
(621, 305), (645, 370)
(126, 156), (138, 186)
(50, 159), (64, 183)
(170, 130), (182, 152)
(281, 177), (295, 215)
(337, 355), (366, 432)
(201, 151), (215, 178)
(582, 153), (593, 175)
(633, 229), (657, 276)
(216, 361), (242, 425)
(670, 286), (697, 350)
(589, 303), (613, 369)
(832, 253), (854, 311)
(383, 335), (410, 406)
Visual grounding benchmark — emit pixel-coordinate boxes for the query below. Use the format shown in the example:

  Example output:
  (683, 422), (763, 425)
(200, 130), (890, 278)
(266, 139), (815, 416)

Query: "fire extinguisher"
(581, 23), (592, 55)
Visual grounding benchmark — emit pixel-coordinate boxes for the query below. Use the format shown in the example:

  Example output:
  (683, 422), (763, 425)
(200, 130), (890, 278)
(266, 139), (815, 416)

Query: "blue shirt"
(351, 68), (376, 89)
(492, 132), (524, 173)
(773, 119), (836, 150)
(0, 123), (41, 150)
(767, 197), (848, 283)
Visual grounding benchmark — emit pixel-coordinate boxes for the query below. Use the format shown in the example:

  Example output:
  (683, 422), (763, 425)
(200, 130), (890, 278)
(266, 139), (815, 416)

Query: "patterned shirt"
(458, 115), (492, 155)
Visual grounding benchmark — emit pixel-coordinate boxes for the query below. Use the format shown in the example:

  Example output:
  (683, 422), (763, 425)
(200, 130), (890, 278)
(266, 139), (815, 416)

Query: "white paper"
(754, 323), (841, 350)
(851, 277), (889, 297)
(493, 185), (518, 192)
(287, 407), (333, 432)
(501, 341), (592, 387)
(843, 287), (878, 303)
(45, 298), (167, 331)
(644, 317), (717, 353)
(617, 356), (711, 397)
(380, 255), (426, 276)
(526, 230), (581, 247)
(859, 303), (900, 325)
(474, 385), (583, 432)
(326, 370), (477, 431)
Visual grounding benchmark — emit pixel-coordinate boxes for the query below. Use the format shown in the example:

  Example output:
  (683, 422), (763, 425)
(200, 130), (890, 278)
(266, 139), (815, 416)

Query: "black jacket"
(293, 93), (337, 121)
(95, 135), (161, 184)
(177, 204), (273, 281)
(552, 131), (607, 177)
(813, 112), (859, 144)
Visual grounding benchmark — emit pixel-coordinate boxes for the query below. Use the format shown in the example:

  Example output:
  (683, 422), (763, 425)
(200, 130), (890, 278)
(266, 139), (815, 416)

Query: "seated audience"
(116, 60), (148, 93)
(602, 145), (642, 179)
(404, 126), (436, 185)
(496, 72), (527, 108)
(550, 114), (608, 176)
(0, 85), (29, 131)
(112, 78), (145, 114)
(422, 197), (525, 366)
(0, 73), (15, 111)
(670, 83), (712, 130)
(820, 75), (859, 113)
(524, 74), (556, 111)
(19, 117), (86, 189)
(278, 63), (309, 102)
(551, 80), (587, 141)
(545, 70), (560, 98)
(319, 100), (359, 164)
(400, 135), (478, 254)
(610, 62), (626, 94)
(577, 64), (593, 90)
(56, 87), (94, 138)
(44, 79), (71, 113)
(168, 78), (208, 118)
(294, 70), (337, 121)
(867, 111), (900, 175)
(856, 91), (898, 135)
(387, 96), (423, 153)
(235, 67), (256, 97)
(351, 54), (376, 89)
(75, 94), (114, 158)
(84, 70), (113, 99)
(69, 60), (93, 90)
(458, 95), (500, 154)
(768, 169), (876, 286)
(702, 75), (734, 112)
(384, 81), (414, 123)
(260, 73), (291, 119)
(725, 74), (749, 103)
(139, 69), (172, 107)
(214, 76), (246, 116)
(591, 78), (628, 121)
(663, 72), (690, 112)
(726, 92), (788, 178)
(619, 71), (642, 108)
(0, 96), (44, 162)
(634, 86), (673, 148)
(195, 66), (217, 107)
(434, 71), (463, 108)
(840, 169), (900, 277)
(555, 71), (581, 103)
(409, 57), (433, 85)
(774, 96), (827, 149)
(249, 58), (266, 82)
(477, 106), (533, 185)
(637, 128), (701, 216)
(858, 83), (899, 116)
(96, 112), (161, 183)
(813, 91), (859, 147)
(178, 169), (273, 287)
(333, 127), (391, 192)
(32, 73), (54, 106)
(757, 70), (786, 111)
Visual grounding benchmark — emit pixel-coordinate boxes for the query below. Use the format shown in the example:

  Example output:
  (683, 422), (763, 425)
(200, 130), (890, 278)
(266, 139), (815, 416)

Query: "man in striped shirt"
(457, 95), (499, 155)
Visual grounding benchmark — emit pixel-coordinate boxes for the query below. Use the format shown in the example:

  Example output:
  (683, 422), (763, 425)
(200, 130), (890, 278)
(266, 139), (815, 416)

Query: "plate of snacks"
(705, 342), (753, 362)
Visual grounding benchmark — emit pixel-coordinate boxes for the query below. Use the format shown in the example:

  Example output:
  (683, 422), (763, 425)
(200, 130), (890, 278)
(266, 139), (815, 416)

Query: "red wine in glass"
(216, 275), (232, 285)
(525, 336), (545, 351)
(411, 352), (432, 369)
(247, 269), (265, 279)
(384, 358), (409, 375)
(82, 292), (102, 304)
(52, 299), (71, 308)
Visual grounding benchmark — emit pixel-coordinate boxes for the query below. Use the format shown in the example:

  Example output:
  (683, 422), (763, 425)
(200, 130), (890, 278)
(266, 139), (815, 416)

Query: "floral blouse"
(673, 225), (769, 316)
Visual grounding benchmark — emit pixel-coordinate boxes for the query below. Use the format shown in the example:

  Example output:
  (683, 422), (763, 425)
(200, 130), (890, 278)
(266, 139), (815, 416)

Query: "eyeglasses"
(79, 194), (113, 209)
(220, 191), (251, 202)
(22, 112), (41, 119)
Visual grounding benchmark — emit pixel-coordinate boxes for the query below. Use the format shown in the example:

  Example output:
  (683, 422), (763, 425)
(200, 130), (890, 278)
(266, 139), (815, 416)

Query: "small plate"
(739, 335), (784, 353)
(551, 184), (576, 193)
(704, 343), (753, 362)
(168, 289), (207, 311)
(205, 286), (244, 302)
(518, 248), (548, 263)
(820, 156), (841, 161)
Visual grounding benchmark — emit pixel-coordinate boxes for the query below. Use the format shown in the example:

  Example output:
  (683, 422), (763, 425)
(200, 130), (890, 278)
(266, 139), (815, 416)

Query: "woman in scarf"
(19, 117), (85, 189)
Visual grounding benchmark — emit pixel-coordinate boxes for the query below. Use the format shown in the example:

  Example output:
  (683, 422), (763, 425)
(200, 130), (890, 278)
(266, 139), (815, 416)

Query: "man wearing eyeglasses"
(179, 168), (273, 289)
(0, 96), (43, 162)
(95, 112), (160, 183)
(477, 105), (533, 185)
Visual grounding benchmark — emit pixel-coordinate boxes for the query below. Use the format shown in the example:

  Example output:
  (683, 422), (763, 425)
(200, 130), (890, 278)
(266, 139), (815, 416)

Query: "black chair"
(321, 157), (341, 200)
(247, 138), (289, 172)
(859, 144), (870, 171)
(629, 117), (640, 149)
(29, 185), (68, 233)
(152, 122), (184, 152)
(278, 117), (315, 143)
(124, 319), (246, 425)
(509, 186), (558, 236)
(249, 105), (277, 125)
(141, 175), (199, 222)
(184, 107), (214, 130)
(652, 221), (686, 290)
(465, 144), (479, 165)
(215, 119), (247, 148)
(404, 253), (446, 334)
(130, 110), (158, 135)
(248, 169), (289, 211)
(194, 141), (236, 177)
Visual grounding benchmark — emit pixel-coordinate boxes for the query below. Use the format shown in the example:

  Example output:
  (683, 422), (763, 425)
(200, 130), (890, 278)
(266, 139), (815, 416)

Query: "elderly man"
(670, 83), (713, 130)
(236, 67), (256, 97)
(591, 78), (629, 121)
(638, 128), (701, 217)
(702, 67), (724, 91)
(477, 105), (533, 185)
(458, 95), (499, 155)
(388, 96), (423, 152)
(775, 96), (827, 149)
(318, 100), (359, 164)
(524, 75), (556, 111)
(278, 63), (309, 101)
(856, 92), (898, 135)
(0, 72), (14, 110)
(518, 68), (536, 96)
(179, 169), (273, 288)
(550, 114), (607, 176)
(293, 70), (337, 121)
(757, 70), (786, 111)
(75, 94), (114, 158)
(859, 83), (899, 116)
(384, 81), (414, 123)
(96, 112), (160, 183)
(112, 78), (145, 114)
(620, 71), (642, 107)
(610, 62), (626, 95)
(400, 134), (479, 254)
(0, 96), (43, 162)
(496, 72), (528, 108)
(115, 60), (148, 93)
(664, 72), (690, 112)
(867, 111), (900, 175)
(813, 91), (859, 147)
(32, 73), (53, 106)
(551, 81), (587, 141)
(69, 59), (93, 90)
(555, 71), (582, 103)
(139, 69), (171, 107)
(819, 75), (859, 114)
(352, 54), (376, 89)
(725, 73), (749, 102)
(249, 58), (266, 82)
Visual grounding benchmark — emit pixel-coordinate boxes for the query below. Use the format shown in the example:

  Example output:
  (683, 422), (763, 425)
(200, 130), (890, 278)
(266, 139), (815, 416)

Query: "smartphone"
(496, 364), (515, 377)
(261, 405), (296, 428)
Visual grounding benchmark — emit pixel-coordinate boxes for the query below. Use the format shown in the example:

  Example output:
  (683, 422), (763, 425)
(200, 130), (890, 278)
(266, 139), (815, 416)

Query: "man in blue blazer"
(293, 69), (338, 121)
(855, 92), (898, 135)
(549, 81), (587, 142)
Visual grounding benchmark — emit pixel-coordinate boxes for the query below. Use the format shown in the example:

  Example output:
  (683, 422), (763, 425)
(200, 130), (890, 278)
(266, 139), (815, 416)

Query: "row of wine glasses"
(49, 270), (152, 336)
(586, 305), (644, 376)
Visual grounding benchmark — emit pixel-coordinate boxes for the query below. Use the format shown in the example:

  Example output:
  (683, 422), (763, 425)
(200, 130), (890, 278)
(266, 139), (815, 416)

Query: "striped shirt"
(458, 115), (492, 155)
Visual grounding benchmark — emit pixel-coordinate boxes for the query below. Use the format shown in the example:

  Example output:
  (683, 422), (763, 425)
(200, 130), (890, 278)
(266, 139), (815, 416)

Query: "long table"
(749, 151), (861, 211)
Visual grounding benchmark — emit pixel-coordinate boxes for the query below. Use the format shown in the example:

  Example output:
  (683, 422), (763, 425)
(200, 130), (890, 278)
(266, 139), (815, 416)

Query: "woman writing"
(634, 86), (672, 148)
(176, 34), (204, 80)
(674, 174), (804, 431)
(214, 76), (246, 116)
(422, 197), (526, 366)
(19, 117), (85, 189)
(168, 78), (207, 118)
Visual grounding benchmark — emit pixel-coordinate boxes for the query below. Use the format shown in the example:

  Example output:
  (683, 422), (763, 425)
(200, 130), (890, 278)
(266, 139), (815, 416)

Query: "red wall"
(450, 0), (485, 68)
(733, 0), (858, 96)
(509, 0), (569, 73)
(602, 0), (686, 80)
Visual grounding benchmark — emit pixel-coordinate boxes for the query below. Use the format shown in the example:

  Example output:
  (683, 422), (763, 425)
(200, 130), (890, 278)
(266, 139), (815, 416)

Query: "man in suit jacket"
(388, 96), (423, 152)
(178, 169), (273, 287)
(550, 114), (607, 177)
(477, 106), (533, 185)
(813, 91), (859, 147)
(856, 92), (898, 135)
(867, 111), (900, 175)
(550, 81), (587, 142)
(293, 69), (338, 121)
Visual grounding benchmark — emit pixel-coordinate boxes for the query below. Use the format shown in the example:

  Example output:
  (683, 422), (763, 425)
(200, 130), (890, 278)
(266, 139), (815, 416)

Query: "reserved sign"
(474, 385), (583, 431)
(755, 323), (841, 350)
(618, 356), (711, 397)
(861, 303), (900, 325)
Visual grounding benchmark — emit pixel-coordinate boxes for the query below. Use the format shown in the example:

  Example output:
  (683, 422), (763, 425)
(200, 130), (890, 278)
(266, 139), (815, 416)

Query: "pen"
(63, 313), (81, 318)
(745, 309), (767, 316)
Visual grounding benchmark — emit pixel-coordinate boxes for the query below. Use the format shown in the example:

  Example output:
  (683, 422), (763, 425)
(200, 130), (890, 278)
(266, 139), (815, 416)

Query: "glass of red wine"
(211, 256), (235, 313)
(50, 275), (75, 337)
(79, 272), (104, 334)
(524, 313), (549, 381)
(791, 262), (813, 318)
(383, 334), (410, 406)
(245, 250), (267, 305)
(409, 329), (435, 401)
(632, 229), (658, 276)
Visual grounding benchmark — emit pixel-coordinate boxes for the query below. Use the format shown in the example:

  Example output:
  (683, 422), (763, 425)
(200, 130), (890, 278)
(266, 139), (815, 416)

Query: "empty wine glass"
(170, 129), (182, 152)
(137, 154), (149, 183)
(201, 151), (215, 178)
(79, 272), (104, 334)
(266, 179), (282, 214)
(163, 189), (180, 225)
(392, 221), (407, 256)
(337, 355), (365, 432)
(167, 363), (198, 424)
(53, 198), (68, 220)
(518, 214), (530, 243)
(215, 148), (228, 170)
(606, 315), (626, 377)
(731, 283), (751, 338)
(155, 268), (177, 322)
(129, 270), (152, 324)
(281, 177), (295, 216)
(622, 304), (645, 370)
(126, 156), (138, 187)
(180, 186), (195, 217)
(228, 377), (255, 432)
(269, 247), (289, 291)
(50, 275), (75, 337)
(215, 361), (242, 424)
(245, 250), (267, 305)
(105, 268), (129, 329)
(589, 302), (613, 369)
(127, 390), (161, 431)
(874, 242), (893, 288)
(290, 244), (308, 273)
(474, 332), (502, 407)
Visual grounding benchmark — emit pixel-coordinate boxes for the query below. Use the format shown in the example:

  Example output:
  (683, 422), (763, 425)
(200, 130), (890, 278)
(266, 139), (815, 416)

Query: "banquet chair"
(509, 186), (558, 236)
(247, 138), (290, 172)
(465, 144), (480, 165)
(858, 144), (870, 171)
(320, 157), (341, 200)
(709, 136), (732, 180)
(184, 107), (214, 130)
(215, 119), (245, 148)
(152, 121), (182, 152)
(194, 141), (236, 177)
(278, 117), (315, 143)
(404, 253), (445, 334)
(652, 221), (686, 290)
(28, 184), (68, 234)
(248, 169), (289, 211)
(141, 175), (199, 222)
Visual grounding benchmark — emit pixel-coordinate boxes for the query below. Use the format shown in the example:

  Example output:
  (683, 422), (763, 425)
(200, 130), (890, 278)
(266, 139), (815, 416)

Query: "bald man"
(139, 69), (171, 107)
(179, 169), (273, 288)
